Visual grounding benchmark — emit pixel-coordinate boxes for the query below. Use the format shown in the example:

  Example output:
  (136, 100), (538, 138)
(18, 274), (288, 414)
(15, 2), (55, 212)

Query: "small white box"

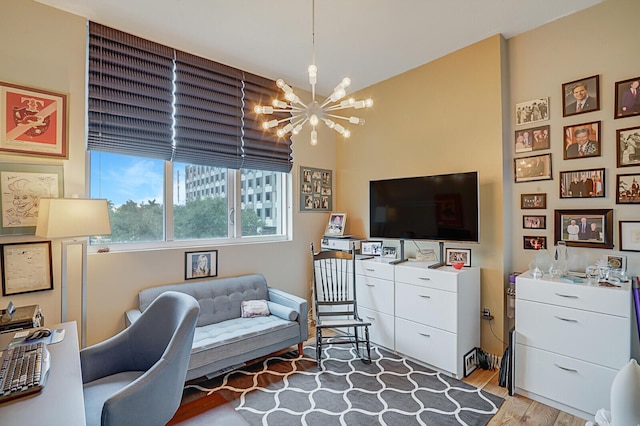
(320, 237), (362, 252)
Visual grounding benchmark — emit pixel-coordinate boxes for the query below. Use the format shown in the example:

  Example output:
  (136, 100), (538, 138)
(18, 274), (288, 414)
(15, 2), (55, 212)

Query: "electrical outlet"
(481, 308), (493, 320)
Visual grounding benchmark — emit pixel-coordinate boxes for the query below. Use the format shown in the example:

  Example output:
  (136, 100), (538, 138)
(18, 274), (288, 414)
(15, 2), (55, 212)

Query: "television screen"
(369, 171), (479, 243)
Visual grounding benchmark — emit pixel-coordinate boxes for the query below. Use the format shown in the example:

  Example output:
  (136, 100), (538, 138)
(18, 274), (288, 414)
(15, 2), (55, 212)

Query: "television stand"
(389, 239), (409, 264)
(428, 241), (446, 269)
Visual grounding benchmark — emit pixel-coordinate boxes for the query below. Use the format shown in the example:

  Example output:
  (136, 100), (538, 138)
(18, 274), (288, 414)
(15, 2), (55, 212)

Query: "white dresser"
(515, 272), (631, 419)
(355, 259), (395, 350)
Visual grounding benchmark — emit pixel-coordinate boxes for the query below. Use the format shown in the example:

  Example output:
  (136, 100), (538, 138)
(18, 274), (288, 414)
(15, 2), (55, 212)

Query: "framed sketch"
(1, 241), (53, 296)
(463, 348), (478, 377)
(562, 75), (600, 117)
(615, 76), (640, 119)
(325, 212), (347, 236)
(523, 215), (546, 229)
(300, 166), (332, 212)
(185, 250), (218, 280)
(616, 126), (640, 168)
(515, 125), (550, 153)
(361, 240), (383, 256)
(554, 209), (613, 249)
(0, 81), (68, 158)
(559, 168), (605, 199)
(382, 246), (397, 259)
(523, 236), (547, 250)
(616, 173), (640, 204)
(445, 248), (471, 267)
(515, 97), (549, 125)
(605, 254), (626, 271)
(563, 121), (601, 160)
(619, 221), (640, 252)
(520, 193), (546, 209)
(514, 153), (552, 183)
(0, 163), (64, 236)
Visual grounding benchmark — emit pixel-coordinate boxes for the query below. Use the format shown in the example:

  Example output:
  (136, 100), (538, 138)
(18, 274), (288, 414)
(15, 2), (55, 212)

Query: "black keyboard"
(0, 342), (50, 404)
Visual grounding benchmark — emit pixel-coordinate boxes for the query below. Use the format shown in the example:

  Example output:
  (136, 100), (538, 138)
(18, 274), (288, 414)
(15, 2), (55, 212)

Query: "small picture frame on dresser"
(445, 248), (471, 267)
(463, 348), (478, 377)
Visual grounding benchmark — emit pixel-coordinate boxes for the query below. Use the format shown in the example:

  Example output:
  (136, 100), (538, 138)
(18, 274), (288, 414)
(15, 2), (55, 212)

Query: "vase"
(610, 359), (640, 426)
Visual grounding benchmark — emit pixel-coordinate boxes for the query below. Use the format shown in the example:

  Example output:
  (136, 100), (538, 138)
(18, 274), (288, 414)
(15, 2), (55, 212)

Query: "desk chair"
(310, 243), (371, 366)
(80, 291), (199, 426)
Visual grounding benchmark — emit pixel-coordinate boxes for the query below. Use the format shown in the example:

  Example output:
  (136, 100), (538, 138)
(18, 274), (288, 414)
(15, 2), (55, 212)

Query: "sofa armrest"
(125, 309), (142, 327)
(268, 288), (308, 343)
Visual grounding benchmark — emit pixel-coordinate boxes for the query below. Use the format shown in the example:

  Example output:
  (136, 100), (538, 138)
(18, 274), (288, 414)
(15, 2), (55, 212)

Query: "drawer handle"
(366, 283), (375, 287)
(419, 277), (431, 281)
(554, 316), (578, 323)
(418, 332), (431, 337)
(555, 293), (579, 299)
(365, 316), (376, 321)
(554, 363), (578, 373)
(365, 268), (376, 272)
(419, 294), (431, 299)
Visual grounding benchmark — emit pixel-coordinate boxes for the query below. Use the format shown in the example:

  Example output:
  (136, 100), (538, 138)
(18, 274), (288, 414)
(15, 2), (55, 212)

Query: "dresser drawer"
(395, 264), (458, 292)
(395, 282), (457, 332)
(516, 299), (629, 369)
(515, 343), (617, 416)
(359, 306), (395, 350)
(356, 276), (394, 315)
(396, 318), (456, 374)
(356, 260), (394, 281)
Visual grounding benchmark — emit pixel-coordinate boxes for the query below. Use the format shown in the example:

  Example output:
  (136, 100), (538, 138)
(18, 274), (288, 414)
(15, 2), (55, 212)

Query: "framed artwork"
(300, 166), (332, 212)
(523, 215), (546, 229)
(0, 163), (64, 236)
(563, 121), (601, 160)
(616, 126), (640, 168)
(361, 241), (383, 256)
(559, 168), (605, 199)
(0, 81), (68, 158)
(619, 221), (640, 252)
(185, 250), (218, 280)
(514, 125), (550, 153)
(382, 246), (397, 259)
(523, 236), (547, 250)
(515, 98), (549, 125)
(520, 193), (546, 209)
(605, 254), (626, 271)
(554, 209), (613, 249)
(445, 248), (471, 266)
(614, 76), (640, 119)
(514, 153), (552, 183)
(1, 241), (53, 296)
(616, 173), (640, 204)
(463, 348), (478, 377)
(325, 212), (347, 236)
(562, 75), (600, 117)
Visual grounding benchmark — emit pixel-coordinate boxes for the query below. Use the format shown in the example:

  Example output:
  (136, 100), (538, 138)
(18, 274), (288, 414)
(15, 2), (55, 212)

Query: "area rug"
(184, 345), (504, 426)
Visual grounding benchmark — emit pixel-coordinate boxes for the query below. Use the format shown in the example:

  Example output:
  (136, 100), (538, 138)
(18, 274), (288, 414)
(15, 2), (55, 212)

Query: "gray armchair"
(80, 291), (199, 426)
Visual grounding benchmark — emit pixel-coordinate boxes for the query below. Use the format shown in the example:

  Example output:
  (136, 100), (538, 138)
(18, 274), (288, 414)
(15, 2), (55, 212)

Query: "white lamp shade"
(35, 198), (111, 239)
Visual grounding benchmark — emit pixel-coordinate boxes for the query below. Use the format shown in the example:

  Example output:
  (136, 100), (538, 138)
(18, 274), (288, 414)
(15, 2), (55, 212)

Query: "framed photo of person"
(614, 76), (640, 119)
(185, 250), (218, 280)
(619, 221), (640, 252)
(616, 173), (640, 204)
(523, 215), (546, 229)
(562, 75), (600, 117)
(382, 246), (397, 259)
(554, 209), (613, 249)
(520, 193), (546, 209)
(325, 212), (347, 236)
(523, 236), (547, 250)
(559, 168), (605, 199)
(361, 240), (383, 256)
(563, 121), (601, 160)
(445, 248), (471, 267)
(514, 153), (552, 183)
(514, 125), (550, 154)
(616, 126), (640, 168)
(515, 98), (549, 125)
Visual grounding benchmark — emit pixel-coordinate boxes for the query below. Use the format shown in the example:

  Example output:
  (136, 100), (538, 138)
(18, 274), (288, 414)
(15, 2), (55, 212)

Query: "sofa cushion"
(240, 300), (270, 318)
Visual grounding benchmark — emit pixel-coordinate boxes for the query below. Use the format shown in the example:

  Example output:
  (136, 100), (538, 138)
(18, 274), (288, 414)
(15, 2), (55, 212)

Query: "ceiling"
(36, 0), (602, 95)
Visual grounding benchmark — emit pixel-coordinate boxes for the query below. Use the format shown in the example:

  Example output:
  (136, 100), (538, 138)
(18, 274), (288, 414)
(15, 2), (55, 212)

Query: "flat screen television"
(369, 171), (479, 243)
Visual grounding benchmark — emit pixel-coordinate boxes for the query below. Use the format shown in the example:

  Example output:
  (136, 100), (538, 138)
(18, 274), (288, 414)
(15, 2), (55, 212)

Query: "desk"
(0, 321), (86, 425)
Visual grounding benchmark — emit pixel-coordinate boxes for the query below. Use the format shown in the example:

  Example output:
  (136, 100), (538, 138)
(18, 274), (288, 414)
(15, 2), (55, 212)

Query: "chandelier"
(254, 0), (373, 145)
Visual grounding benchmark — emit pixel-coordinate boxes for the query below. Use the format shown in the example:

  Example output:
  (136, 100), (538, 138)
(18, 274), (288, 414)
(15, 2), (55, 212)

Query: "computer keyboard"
(0, 342), (50, 404)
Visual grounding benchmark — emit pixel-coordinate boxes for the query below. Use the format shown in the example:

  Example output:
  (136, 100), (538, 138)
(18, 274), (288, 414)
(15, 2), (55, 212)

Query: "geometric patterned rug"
(184, 344), (504, 426)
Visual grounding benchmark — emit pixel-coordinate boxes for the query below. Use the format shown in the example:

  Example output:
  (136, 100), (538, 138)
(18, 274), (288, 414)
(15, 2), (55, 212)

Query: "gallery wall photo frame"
(0, 163), (64, 236)
(616, 126), (640, 168)
(563, 121), (601, 160)
(554, 208), (613, 249)
(559, 168), (605, 199)
(515, 97), (549, 125)
(0, 81), (68, 158)
(514, 153), (552, 183)
(614, 76), (640, 119)
(514, 125), (550, 154)
(616, 173), (640, 204)
(520, 193), (546, 209)
(523, 215), (546, 230)
(562, 75), (600, 117)
(523, 236), (547, 250)
(445, 248), (471, 267)
(300, 166), (332, 212)
(185, 250), (218, 280)
(1, 241), (53, 296)
(619, 221), (640, 252)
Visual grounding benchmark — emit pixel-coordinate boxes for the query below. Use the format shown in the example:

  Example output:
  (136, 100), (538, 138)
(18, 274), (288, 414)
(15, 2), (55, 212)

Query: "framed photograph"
(554, 209), (613, 249)
(616, 173), (640, 204)
(563, 121), (601, 160)
(514, 153), (552, 183)
(463, 348), (478, 378)
(619, 221), (640, 252)
(1, 241), (53, 296)
(520, 193), (546, 209)
(325, 212), (347, 236)
(523, 236), (547, 250)
(361, 240), (383, 256)
(515, 125), (550, 153)
(523, 215), (546, 229)
(445, 248), (471, 267)
(382, 246), (397, 259)
(185, 250), (218, 280)
(515, 97), (549, 125)
(604, 254), (626, 271)
(616, 126), (640, 168)
(0, 81), (68, 158)
(0, 163), (64, 235)
(300, 166), (332, 212)
(615, 76), (640, 119)
(559, 168), (605, 198)
(562, 75), (600, 117)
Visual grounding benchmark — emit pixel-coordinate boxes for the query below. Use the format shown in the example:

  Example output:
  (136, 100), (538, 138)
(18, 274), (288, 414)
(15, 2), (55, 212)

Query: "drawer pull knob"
(555, 293), (579, 299)
(554, 364), (578, 373)
(419, 277), (431, 281)
(419, 332), (431, 337)
(419, 295), (431, 299)
(554, 316), (578, 323)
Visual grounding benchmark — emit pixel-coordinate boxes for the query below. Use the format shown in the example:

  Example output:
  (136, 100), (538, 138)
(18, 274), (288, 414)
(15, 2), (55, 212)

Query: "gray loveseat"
(125, 274), (308, 381)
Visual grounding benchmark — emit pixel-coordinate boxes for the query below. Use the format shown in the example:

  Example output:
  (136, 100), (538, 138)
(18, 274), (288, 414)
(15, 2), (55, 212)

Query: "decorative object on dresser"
(563, 121), (601, 160)
(562, 75), (600, 117)
(616, 172), (640, 204)
(553, 208), (613, 249)
(616, 126), (640, 167)
(514, 153), (552, 183)
(559, 168), (605, 198)
(445, 248), (471, 267)
(360, 240), (382, 256)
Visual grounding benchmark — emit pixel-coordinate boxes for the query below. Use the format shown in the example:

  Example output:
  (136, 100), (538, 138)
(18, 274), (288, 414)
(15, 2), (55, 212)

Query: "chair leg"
(316, 327), (322, 368)
(363, 326), (371, 364)
(298, 342), (303, 356)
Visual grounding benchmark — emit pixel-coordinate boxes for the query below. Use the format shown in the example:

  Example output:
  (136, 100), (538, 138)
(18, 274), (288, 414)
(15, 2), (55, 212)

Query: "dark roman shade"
(88, 22), (292, 173)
